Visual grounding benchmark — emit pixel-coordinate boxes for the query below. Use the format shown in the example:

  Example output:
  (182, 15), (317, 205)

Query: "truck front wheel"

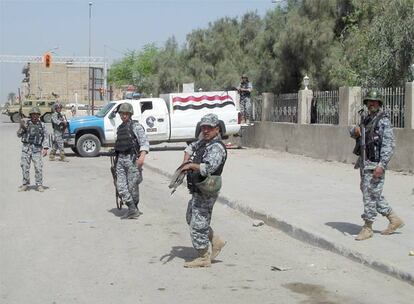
(76, 134), (101, 157)
(11, 113), (21, 123)
(42, 113), (52, 123)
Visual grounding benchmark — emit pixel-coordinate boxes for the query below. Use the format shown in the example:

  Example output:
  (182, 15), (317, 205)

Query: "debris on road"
(271, 265), (292, 271)
(409, 251), (414, 256)
(252, 220), (264, 227)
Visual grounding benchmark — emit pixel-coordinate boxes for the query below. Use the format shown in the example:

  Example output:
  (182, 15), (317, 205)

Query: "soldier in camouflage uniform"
(50, 103), (68, 161)
(114, 103), (149, 219)
(180, 113), (227, 268)
(350, 90), (404, 241)
(237, 74), (253, 124)
(17, 107), (49, 192)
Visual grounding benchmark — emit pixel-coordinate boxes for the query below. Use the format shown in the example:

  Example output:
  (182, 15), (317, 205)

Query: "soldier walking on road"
(17, 107), (49, 192)
(114, 103), (149, 219)
(350, 90), (404, 241)
(50, 103), (68, 161)
(237, 74), (253, 124)
(180, 113), (227, 268)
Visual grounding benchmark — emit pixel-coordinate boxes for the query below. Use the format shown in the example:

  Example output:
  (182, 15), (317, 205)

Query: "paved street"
(0, 116), (413, 303)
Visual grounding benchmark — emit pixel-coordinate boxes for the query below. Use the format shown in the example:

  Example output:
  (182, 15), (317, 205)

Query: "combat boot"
(209, 229), (226, 261)
(36, 186), (44, 192)
(381, 212), (404, 235)
(18, 185), (28, 192)
(122, 205), (141, 219)
(49, 152), (56, 161)
(355, 221), (373, 241)
(59, 152), (68, 162)
(184, 248), (211, 268)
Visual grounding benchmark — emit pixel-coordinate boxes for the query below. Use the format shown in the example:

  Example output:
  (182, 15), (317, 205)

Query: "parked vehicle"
(65, 90), (241, 157)
(2, 100), (56, 123)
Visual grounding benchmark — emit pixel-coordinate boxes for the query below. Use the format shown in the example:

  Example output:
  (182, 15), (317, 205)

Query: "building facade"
(21, 62), (106, 106)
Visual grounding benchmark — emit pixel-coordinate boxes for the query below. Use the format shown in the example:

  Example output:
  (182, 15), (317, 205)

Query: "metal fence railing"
(360, 87), (405, 128)
(312, 90), (339, 125)
(251, 95), (262, 122)
(271, 93), (298, 123)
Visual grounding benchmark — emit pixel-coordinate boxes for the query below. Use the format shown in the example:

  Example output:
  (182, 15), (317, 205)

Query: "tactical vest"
(363, 111), (386, 162)
(52, 113), (64, 130)
(21, 121), (44, 146)
(240, 82), (251, 98)
(187, 139), (227, 193)
(115, 121), (139, 153)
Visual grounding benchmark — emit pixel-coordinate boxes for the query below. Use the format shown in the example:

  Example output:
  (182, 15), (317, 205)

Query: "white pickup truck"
(66, 90), (241, 157)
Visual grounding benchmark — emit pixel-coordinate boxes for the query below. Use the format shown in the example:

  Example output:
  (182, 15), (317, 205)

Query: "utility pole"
(88, 2), (93, 114)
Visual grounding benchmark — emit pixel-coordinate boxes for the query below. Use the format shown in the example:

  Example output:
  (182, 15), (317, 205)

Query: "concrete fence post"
(298, 89), (313, 124)
(261, 93), (274, 122)
(405, 82), (414, 129)
(339, 86), (361, 126)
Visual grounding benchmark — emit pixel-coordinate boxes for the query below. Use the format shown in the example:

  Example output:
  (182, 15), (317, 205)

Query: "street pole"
(88, 2), (92, 114)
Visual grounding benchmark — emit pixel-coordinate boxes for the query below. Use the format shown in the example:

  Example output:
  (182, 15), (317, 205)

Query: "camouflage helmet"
(29, 106), (41, 115)
(118, 102), (134, 115)
(363, 90), (383, 106)
(54, 102), (63, 110)
(200, 113), (219, 127)
(196, 175), (222, 196)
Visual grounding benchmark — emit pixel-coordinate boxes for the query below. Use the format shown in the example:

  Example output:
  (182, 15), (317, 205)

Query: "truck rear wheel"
(42, 113), (52, 123)
(76, 134), (101, 157)
(11, 113), (21, 123)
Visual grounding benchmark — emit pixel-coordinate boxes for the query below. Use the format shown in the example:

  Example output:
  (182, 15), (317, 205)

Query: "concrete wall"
(240, 122), (414, 172)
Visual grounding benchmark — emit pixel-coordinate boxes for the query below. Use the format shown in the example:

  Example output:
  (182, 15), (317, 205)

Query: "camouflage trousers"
(186, 192), (218, 250)
(360, 169), (392, 222)
(50, 131), (65, 155)
(240, 96), (252, 120)
(116, 154), (143, 207)
(20, 144), (44, 186)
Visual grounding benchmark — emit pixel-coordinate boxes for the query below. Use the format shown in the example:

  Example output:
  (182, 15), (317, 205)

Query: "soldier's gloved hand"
(42, 148), (48, 157)
(373, 166), (384, 180)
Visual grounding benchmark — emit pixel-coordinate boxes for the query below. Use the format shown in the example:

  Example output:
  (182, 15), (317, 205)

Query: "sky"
(0, 0), (278, 104)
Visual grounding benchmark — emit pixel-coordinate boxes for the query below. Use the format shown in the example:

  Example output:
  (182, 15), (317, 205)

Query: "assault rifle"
(353, 109), (366, 170)
(110, 150), (123, 210)
(61, 114), (68, 132)
(18, 88), (23, 121)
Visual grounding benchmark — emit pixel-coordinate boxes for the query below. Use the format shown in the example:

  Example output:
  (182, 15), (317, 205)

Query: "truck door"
(106, 103), (122, 142)
(138, 100), (169, 141)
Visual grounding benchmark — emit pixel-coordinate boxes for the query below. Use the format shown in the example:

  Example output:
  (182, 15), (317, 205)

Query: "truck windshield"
(95, 103), (115, 117)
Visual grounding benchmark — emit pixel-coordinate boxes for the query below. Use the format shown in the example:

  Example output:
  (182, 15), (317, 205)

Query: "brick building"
(21, 61), (106, 106)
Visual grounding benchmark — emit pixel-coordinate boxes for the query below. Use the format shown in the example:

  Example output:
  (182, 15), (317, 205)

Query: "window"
(140, 101), (153, 113)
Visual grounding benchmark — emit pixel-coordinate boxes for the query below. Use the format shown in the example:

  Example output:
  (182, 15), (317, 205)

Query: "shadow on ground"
(160, 246), (196, 264)
(325, 221), (382, 234)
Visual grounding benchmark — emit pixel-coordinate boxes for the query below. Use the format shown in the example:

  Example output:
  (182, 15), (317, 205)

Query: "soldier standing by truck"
(237, 74), (253, 124)
(114, 103), (149, 219)
(350, 90), (404, 241)
(50, 103), (68, 161)
(179, 113), (227, 268)
(17, 107), (49, 192)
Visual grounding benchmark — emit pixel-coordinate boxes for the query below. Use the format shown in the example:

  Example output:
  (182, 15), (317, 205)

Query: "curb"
(145, 163), (414, 286)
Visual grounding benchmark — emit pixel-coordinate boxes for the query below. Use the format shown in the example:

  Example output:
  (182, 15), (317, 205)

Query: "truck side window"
(141, 101), (153, 113)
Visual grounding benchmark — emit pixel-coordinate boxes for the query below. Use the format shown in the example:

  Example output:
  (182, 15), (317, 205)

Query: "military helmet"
(118, 102), (134, 115)
(54, 102), (63, 110)
(29, 106), (41, 115)
(200, 113), (219, 127)
(363, 90), (383, 106)
(196, 175), (222, 196)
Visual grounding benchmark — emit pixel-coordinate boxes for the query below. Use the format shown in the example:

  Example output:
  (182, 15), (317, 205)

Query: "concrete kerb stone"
(144, 163), (414, 286)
